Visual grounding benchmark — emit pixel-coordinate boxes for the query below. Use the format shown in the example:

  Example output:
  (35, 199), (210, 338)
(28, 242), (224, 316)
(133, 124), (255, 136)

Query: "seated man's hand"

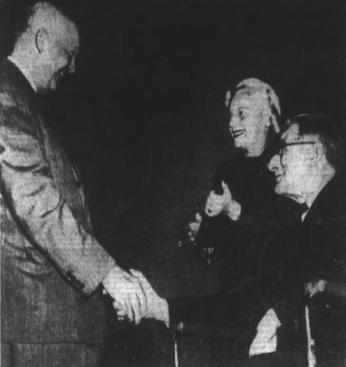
(102, 265), (147, 325)
(187, 212), (202, 243)
(205, 181), (241, 220)
(119, 269), (169, 327)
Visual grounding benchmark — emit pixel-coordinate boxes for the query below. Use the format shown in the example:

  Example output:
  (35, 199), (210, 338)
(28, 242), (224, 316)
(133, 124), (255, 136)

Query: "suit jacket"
(298, 173), (346, 364)
(0, 59), (116, 343)
(257, 172), (346, 364)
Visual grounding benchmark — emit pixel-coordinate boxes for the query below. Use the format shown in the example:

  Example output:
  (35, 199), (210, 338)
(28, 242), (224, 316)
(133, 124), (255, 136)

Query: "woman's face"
(228, 91), (271, 157)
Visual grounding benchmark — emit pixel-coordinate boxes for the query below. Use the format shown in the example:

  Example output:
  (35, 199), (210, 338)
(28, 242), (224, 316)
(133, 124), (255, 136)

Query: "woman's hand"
(205, 181), (241, 221)
(187, 212), (203, 243)
(116, 269), (170, 327)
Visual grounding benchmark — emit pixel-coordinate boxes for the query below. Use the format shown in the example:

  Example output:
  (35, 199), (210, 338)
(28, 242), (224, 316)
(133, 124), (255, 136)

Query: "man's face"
(268, 123), (318, 202)
(228, 91), (270, 157)
(42, 20), (79, 91)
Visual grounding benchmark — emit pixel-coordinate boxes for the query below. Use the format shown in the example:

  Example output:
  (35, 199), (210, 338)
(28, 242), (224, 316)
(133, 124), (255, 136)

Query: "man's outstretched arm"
(0, 92), (144, 321)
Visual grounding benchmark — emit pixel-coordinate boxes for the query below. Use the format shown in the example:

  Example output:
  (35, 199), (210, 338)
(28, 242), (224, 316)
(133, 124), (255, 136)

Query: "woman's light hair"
(225, 77), (281, 134)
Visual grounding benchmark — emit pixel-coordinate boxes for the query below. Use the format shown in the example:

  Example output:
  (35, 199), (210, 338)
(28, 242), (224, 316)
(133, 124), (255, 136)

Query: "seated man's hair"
(286, 113), (345, 172)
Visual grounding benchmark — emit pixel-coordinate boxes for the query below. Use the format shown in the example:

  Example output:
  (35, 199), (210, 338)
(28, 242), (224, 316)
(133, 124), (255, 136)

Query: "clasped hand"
(187, 181), (241, 243)
(103, 266), (169, 326)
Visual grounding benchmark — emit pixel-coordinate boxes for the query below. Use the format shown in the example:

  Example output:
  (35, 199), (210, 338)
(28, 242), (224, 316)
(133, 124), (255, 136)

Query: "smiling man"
(257, 113), (346, 366)
(8, 2), (79, 92)
(0, 2), (145, 366)
(269, 117), (338, 207)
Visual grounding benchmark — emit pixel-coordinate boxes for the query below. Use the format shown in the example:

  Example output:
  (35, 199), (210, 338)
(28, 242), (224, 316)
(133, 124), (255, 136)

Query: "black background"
(2, 0), (346, 296)
(2, 0), (346, 286)
(1, 1), (346, 363)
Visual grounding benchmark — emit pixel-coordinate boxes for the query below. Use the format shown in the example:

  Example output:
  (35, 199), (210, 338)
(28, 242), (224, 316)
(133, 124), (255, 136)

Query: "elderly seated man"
(120, 113), (346, 367)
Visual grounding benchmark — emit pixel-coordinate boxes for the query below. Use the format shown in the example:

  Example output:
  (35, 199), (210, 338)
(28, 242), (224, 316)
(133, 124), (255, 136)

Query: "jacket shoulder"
(0, 60), (40, 136)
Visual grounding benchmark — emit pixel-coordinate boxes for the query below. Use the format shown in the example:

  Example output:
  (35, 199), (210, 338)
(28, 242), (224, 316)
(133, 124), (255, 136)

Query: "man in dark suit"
(129, 113), (346, 366)
(264, 113), (346, 366)
(0, 2), (145, 366)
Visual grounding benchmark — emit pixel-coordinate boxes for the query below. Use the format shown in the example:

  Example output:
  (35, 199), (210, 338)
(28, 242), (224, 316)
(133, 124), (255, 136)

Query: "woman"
(190, 78), (298, 293)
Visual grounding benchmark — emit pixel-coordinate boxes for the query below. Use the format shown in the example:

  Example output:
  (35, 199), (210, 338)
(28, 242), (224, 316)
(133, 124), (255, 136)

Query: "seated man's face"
(228, 91), (270, 157)
(268, 123), (318, 203)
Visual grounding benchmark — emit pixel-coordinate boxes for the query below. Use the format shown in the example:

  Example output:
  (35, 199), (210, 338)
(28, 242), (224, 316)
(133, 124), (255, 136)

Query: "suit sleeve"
(0, 92), (116, 295)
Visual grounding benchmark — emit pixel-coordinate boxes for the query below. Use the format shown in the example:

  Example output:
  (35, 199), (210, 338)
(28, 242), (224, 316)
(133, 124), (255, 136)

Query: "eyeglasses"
(276, 141), (317, 163)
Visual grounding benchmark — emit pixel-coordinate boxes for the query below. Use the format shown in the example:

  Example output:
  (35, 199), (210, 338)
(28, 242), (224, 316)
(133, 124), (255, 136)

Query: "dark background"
(1, 0), (346, 365)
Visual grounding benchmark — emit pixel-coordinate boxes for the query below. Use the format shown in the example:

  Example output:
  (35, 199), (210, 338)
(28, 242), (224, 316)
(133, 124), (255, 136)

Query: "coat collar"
(1, 58), (37, 98)
(7, 56), (37, 92)
(304, 171), (346, 225)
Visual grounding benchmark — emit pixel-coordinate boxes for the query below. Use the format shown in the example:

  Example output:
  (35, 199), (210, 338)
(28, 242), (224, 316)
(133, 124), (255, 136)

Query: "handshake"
(102, 266), (169, 326)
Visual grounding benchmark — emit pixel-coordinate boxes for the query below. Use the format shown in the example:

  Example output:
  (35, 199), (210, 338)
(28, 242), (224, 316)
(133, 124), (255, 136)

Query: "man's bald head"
(25, 2), (79, 48)
(11, 1), (79, 92)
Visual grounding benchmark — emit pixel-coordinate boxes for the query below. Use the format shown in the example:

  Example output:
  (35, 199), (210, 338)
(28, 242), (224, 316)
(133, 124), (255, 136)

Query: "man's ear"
(313, 142), (325, 162)
(35, 28), (48, 54)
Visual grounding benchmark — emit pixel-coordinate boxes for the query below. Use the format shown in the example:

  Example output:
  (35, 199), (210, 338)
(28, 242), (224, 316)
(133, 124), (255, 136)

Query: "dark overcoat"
(298, 173), (346, 365)
(258, 172), (346, 366)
